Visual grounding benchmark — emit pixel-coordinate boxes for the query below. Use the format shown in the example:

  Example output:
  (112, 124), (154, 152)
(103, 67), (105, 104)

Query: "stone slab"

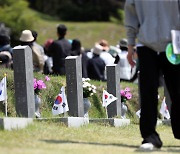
(13, 46), (35, 117)
(0, 117), (33, 130)
(89, 118), (130, 127)
(65, 56), (84, 117)
(157, 119), (171, 126)
(36, 117), (89, 128)
(162, 119), (171, 126)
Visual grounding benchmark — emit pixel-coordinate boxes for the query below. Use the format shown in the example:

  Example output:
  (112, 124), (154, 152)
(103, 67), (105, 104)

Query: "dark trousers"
(137, 47), (180, 145)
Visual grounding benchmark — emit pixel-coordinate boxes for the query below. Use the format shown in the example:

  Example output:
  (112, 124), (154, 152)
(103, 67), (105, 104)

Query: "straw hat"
(19, 30), (34, 42)
(92, 43), (103, 55)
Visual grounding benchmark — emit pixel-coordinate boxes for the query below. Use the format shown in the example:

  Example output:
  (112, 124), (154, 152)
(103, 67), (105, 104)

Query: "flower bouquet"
(33, 76), (50, 118)
(33, 76), (49, 95)
(120, 87), (132, 103)
(82, 78), (96, 98)
(120, 87), (132, 118)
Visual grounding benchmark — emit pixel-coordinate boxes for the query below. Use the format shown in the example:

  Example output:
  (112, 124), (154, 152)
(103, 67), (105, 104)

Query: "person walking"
(47, 24), (71, 75)
(125, 0), (180, 150)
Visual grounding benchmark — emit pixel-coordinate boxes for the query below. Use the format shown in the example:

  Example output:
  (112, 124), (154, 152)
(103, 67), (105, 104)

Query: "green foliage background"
(0, 0), (36, 46)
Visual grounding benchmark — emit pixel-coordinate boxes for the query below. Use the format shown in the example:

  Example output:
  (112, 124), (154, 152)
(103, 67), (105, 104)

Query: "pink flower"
(37, 80), (46, 89)
(120, 90), (126, 96)
(33, 78), (38, 89)
(125, 92), (132, 100)
(45, 76), (50, 81)
(125, 87), (130, 92)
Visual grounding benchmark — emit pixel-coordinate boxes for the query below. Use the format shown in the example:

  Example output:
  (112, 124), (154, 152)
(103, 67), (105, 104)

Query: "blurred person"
(47, 24), (71, 75)
(0, 34), (13, 68)
(43, 39), (54, 74)
(98, 39), (115, 65)
(87, 43), (105, 81)
(20, 30), (44, 72)
(125, 0), (180, 150)
(71, 39), (89, 78)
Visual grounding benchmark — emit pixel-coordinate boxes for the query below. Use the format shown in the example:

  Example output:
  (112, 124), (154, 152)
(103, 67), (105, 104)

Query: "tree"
(0, 0), (36, 46)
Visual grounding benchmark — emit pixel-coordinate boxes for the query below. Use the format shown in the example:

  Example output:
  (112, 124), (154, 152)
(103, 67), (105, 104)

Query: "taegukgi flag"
(160, 97), (170, 120)
(0, 76), (7, 101)
(102, 90), (117, 107)
(136, 109), (141, 118)
(52, 86), (69, 115)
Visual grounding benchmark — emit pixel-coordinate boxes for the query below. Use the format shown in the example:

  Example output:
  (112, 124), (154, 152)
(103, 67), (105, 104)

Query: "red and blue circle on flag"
(55, 95), (62, 104)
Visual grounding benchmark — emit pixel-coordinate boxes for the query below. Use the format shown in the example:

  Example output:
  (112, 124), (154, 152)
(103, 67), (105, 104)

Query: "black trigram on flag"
(62, 102), (66, 108)
(53, 106), (58, 110)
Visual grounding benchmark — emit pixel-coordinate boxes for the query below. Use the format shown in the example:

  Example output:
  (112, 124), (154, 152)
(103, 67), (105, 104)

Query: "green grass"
(0, 122), (179, 154)
(26, 8), (126, 49)
(0, 68), (140, 121)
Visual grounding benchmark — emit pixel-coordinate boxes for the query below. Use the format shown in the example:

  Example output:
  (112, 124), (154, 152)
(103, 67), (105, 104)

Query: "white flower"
(88, 87), (92, 91)
(92, 85), (96, 89)
(82, 78), (86, 82)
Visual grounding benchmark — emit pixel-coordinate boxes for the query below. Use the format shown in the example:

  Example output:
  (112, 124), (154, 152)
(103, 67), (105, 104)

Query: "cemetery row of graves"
(0, 46), (169, 130)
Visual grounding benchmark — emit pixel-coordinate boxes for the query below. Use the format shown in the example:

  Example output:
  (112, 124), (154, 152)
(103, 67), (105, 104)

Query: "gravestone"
(13, 46), (35, 118)
(106, 64), (121, 118)
(65, 56), (84, 117)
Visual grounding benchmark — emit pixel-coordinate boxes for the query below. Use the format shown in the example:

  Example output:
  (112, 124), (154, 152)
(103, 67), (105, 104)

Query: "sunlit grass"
(0, 122), (179, 154)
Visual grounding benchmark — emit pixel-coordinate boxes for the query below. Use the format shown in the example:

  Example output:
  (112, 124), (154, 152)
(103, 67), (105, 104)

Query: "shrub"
(0, 0), (36, 46)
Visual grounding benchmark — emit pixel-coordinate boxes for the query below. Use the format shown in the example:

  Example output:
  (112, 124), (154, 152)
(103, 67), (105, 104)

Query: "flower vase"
(121, 102), (128, 119)
(34, 94), (41, 118)
(83, 97), (91, 118)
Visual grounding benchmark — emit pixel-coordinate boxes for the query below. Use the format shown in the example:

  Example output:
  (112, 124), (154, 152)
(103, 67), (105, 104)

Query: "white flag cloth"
(0, 76), (7, 101)
(52, 86), (69, 115)
(160, 97), (170, 119)
(102, 90), (117, 107)
(136, 109), (141, 118)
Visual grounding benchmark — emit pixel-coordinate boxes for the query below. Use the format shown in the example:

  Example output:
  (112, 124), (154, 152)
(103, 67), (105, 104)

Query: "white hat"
(19, 30), (34, 42)
(92, 43), (103, 55)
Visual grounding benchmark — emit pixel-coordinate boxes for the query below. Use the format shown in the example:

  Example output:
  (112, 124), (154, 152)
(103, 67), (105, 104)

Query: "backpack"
(31, 45), (45, 72)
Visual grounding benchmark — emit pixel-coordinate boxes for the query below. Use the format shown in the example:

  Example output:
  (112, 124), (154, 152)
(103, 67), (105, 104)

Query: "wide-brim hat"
(99, 39), (109, 51)
(20, 30), (34, 42)
(91, 43), (103, 55)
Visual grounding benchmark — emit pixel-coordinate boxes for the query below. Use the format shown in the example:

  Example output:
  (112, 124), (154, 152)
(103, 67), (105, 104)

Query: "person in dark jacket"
(47, 24), (71, 75)
(87, 44), (105, 81)
(71, 39), (89, 78)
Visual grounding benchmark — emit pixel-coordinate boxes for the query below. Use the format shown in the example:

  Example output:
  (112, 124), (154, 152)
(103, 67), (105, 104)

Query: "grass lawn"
(28, 9), (126, 49)
(0, 121), (179, 154)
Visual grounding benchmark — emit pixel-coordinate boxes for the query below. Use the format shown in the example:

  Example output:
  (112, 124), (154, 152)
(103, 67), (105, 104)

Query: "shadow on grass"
(41, 139), (180, 153)
(41, 139), (138, 148)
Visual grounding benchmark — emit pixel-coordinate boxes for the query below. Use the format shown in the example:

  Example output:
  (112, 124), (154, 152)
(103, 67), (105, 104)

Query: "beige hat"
(92, 43), (103, 55)
(20, 30), (34, 42)
(99, 39), (109, 51)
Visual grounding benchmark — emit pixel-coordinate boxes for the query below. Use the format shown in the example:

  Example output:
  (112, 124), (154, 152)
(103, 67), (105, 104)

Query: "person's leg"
(137, 47), (162, 148)
(160, 53), (180, 139)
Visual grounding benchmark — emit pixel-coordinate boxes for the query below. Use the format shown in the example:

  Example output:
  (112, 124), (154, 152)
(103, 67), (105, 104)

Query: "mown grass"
(25, 8), (126, 49)
(0, 68), (140, 121)
(0, 121), (179, 154)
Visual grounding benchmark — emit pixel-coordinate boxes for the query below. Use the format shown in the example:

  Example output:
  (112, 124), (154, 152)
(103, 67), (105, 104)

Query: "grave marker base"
(0, 117), (33, 130)
(36, 117), (89, 127)
(89, 118), (130, 127)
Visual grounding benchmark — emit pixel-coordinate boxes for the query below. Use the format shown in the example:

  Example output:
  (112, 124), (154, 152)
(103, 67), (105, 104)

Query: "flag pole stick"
(5, 99), (7, 117)
(105, 107), (108, 119)
(4, 74), (7, 117)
